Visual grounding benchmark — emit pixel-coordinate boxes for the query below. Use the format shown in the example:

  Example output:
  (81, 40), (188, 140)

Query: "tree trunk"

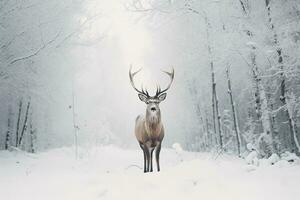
(226, 66), (241, 156)
(214, 86), (223, 149)
(29, 112), (35, 153)
(204, 14), (218, 149)
(195, 104), (207, 151)
(5, 106), (12, 150)
(265, 0), (297, 153)
(278, 52), (297, 152)
(204, 109), (210, 147)
(238, 0), (247, 15)
(270, 102), (279, 151)
(15, 100), (23, 146)
(206, 17), (223, 149)
(259, 85), (275, 155)
(288, 114), (300, 153)
(211, 66), (217, 146)
(250, 46), (274, 156)
(250, 50), (262, 131)
(18, 100), (31, 146)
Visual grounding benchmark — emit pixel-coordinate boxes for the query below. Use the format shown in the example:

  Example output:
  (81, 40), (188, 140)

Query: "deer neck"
(145, 110), (162, 135)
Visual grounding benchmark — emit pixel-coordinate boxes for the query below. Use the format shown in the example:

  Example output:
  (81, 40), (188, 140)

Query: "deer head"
(129, 66), (174, 124)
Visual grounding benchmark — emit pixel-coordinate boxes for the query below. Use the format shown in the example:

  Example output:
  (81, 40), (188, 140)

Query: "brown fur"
(135, 104), (164, 172)
(135, 115), (164, 145)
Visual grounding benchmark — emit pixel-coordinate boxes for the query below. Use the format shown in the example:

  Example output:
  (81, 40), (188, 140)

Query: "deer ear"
(158, 93), (167, 101)
(138, 93), (148, 102)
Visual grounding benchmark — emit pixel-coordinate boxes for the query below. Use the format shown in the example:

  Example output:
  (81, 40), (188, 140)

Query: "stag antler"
(155, 68), (175, 97)
(129, 65), (150, 97)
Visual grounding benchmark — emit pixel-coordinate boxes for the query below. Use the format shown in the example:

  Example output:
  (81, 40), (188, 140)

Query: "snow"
(281, 151), (300, 163)
(172, 142), (183, 152)
(268, 153), (280, 165)
(246, 41), (257, 48)
(246, 143), (256, 151)
(1, 146), (300, 200)
(245, 151), (259, 166)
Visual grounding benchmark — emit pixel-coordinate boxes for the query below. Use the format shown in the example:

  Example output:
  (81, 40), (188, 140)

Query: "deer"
(129, 66), (174, 173)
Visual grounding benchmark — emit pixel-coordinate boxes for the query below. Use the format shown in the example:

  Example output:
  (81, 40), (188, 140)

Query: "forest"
(1, 0), (300, 200)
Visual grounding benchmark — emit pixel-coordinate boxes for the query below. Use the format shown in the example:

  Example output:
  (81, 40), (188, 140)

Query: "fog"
(65, 1), (197, 148)
(2, 2), (300, 199)
(1, 0), (300, 156)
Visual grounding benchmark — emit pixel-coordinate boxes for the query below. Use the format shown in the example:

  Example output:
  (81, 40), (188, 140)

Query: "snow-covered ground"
(1, 145), (300, 200)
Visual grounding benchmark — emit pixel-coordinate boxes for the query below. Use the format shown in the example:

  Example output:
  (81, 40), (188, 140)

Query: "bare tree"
(18, 99), (31, 147)
(211, 63), (217, 146)
(5, 105), (12, 150)
(15, 100), (23, 146)
(249, 44), (274, 156)
(226, 65), (241, 156)
(214, 81), (223, 150)
(203, 14), (222, 149)
(264, 0), (299, 153)
(204, 109), (212, 148)
(29, 111), (36, 153)
(238, 0), (248, 15)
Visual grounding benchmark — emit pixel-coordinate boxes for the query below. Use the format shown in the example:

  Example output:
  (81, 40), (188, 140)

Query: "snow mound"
(281, 151), (300, 163)
(245, 151), (259, 166)
(172, 142), (183, 152)
(246, 143), (256, 151)
(268, 153), (280, 165)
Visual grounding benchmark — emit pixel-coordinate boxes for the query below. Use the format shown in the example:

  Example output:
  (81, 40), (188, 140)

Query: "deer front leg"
(144, 146), (150, 173)
(143, 149), (147, 173)
(150, 148), (154, 172)
(155, 142), (162, 172)
(139, 143), (147, 173)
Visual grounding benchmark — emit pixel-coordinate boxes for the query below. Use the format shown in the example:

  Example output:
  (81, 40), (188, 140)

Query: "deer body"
(135, 114), (164, 172)
(135, 115), (164, 145)
(129, 66), (174, 173)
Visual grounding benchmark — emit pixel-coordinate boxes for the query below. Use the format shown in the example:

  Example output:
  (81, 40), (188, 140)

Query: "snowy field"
(1, 145), (300, 200)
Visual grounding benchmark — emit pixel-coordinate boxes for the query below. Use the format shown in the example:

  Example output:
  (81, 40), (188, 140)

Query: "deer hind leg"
(155, 142), (162, 172)
(139, 143), (147, 173)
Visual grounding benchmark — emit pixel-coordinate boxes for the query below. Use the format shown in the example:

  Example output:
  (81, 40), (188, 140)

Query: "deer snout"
(150, 107), (156, 112)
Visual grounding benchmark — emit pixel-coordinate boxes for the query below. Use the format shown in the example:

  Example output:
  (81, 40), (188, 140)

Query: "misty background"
(1, 0), (300, 157)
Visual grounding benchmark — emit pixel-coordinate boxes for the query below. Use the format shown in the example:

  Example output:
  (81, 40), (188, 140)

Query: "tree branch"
(9, 30), (62, 65)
